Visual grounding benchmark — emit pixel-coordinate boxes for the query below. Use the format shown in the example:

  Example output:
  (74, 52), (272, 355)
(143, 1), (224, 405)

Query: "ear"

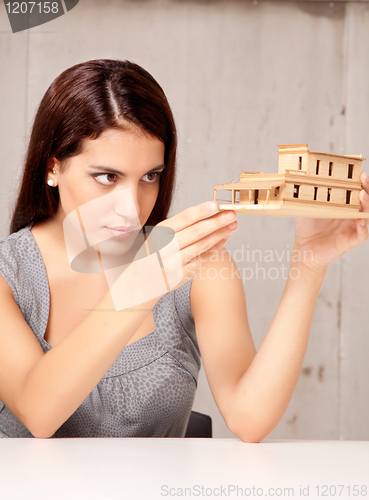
(47, 157), (62, 174)
(46, 157), (63, 188)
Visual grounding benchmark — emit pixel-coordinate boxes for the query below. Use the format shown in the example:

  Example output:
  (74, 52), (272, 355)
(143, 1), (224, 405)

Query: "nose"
(114, 186), (141, 227)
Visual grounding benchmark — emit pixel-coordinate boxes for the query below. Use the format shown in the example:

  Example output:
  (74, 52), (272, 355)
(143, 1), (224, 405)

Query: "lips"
(105, 226), (137, 238)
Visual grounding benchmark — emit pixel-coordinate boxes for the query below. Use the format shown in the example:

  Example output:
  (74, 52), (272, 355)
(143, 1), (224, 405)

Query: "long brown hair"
(10, 59), (177, 234)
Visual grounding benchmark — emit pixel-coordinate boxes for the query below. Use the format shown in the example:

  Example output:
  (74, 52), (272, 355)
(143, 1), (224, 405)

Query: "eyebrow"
(89, 164), (166, 176)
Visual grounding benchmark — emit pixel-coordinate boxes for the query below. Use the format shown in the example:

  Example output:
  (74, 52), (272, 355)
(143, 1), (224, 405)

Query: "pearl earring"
(47, 179), (54, 186)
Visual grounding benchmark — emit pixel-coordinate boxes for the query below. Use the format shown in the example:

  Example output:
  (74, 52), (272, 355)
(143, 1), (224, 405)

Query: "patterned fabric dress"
(0, 226), (200, 438)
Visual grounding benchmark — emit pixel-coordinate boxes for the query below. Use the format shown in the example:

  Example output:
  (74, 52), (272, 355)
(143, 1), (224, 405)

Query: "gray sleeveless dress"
(0, 226), (200, 438)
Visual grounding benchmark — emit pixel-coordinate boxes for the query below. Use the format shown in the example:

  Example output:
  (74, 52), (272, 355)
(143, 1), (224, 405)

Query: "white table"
(0, 438), (368, 499)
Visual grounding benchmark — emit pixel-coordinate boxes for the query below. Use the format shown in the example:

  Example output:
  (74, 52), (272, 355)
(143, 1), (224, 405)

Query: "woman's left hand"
(293, 171), (369, 274)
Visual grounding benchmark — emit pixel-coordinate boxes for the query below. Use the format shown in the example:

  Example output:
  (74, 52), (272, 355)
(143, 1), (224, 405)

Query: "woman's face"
(51, 127), (166, 266)
(52, 126), (165, 236)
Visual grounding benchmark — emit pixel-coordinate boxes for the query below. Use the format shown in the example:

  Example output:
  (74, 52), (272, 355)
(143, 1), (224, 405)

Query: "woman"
(0, 59), (368, 440)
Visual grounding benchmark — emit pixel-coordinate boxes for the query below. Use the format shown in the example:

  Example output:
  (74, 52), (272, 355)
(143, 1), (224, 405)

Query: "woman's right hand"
(156, 201), (238, 290)
(108, 202), (238, 309)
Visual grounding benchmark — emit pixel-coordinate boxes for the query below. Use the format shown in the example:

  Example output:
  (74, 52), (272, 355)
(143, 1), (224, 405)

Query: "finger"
(181, 220), (238, 264)
(182, 237), (229, 280)
(160, 201), (236, 237)
(158, 201), (220, 232)
(175, 210), (237, 252)
(353, 219), (369, 245)
(346, 218), (369, 250)
(192, 235), (230, 264)
(360, 171), (369, 192)
(359, 188), (369, 214)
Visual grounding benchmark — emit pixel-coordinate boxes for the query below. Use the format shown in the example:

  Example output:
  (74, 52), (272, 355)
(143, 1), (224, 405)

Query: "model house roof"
(278, 144), (365, 161)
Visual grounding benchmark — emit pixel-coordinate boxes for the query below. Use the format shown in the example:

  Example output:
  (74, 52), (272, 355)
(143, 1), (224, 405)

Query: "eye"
(142, 172), (162, 184)
(93, 173), (118, 185)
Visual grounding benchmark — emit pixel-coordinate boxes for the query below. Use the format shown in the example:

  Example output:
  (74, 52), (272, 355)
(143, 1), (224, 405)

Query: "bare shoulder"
(190, 247), (245, 318)
(0, 273), (14, 297)
(0, 272), (44, 358)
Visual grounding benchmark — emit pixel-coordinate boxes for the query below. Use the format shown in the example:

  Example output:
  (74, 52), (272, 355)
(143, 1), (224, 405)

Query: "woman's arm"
(230, 261), (326, 442)
(0, 202), (237, 438)
(191, 173), (369, 443)
(0, 275), (162, 439)
(191, 254), (325, 443)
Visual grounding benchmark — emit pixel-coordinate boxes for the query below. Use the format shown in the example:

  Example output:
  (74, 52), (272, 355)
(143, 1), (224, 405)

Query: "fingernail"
(207, 202), (218, 211)
(228, 221), (238, 230)
(225, 211), (236, 220)
(360, 218), (366, 227)
(364, 172), (369, 183)
(364, 192), (369, 201)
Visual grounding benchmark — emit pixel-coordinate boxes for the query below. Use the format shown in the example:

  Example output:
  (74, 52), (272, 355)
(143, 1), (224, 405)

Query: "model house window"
(327, 188), (331, 202)
(329, 162), (333, 176)
(254, 189), (259, 205)
(316, 160), (320, 175)
(293, 185), (300, 198)
(313, 187), (318, 201)
(348, 164), (354, 179)
(346, 190), (351, 204)
(275, 187), (280, 197)
(298, 157), (302, 170)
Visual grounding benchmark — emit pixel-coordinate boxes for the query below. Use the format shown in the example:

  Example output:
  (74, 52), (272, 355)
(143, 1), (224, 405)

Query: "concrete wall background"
(1, 0), (368, 440)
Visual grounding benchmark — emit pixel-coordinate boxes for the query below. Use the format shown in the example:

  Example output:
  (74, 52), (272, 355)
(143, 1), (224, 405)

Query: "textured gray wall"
(1, 0), (368, 440)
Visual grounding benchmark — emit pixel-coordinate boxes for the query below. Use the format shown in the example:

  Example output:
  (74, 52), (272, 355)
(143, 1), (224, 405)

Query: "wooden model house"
(213, 144), (369, 218)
